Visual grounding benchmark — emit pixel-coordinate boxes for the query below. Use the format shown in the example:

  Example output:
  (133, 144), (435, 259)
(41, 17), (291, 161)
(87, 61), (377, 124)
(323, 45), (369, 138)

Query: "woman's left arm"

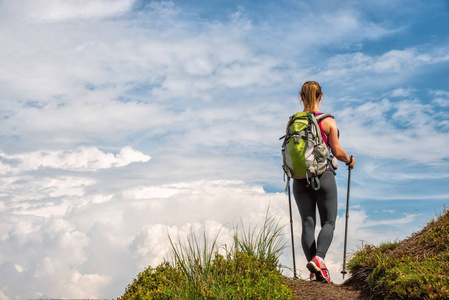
(321, 118), (355, 168)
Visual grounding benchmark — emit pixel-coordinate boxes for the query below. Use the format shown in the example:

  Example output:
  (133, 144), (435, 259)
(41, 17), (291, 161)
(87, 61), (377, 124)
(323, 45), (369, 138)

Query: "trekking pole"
(341, 156), (353, 279)
(287, 178), (298, 279)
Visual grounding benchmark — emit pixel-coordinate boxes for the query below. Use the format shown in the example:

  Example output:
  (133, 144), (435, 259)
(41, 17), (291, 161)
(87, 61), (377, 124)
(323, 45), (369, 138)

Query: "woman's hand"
(346, 155), (355, 169)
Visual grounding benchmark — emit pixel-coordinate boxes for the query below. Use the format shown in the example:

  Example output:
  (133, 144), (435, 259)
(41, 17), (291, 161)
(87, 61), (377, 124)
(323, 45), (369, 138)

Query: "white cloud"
(0, 0), (135, 22)
(0, 1), (288, 150)
(319, 47), (449, 89)
(0, 179), (289, 298)
(130, 220), (235, 269)
(0, 171), (427, 297)
(432, 90), (449, 107)
(1, 94), (176, 146)
(0, 162), (15, 176)
(64, 272), (112, 298)
(334, 98), (449, 164)
(3, 217), (112, 299)
(265, 4), (399, 56)
(373, 49), (431, 72)
(1, 147), (150, 173)
(390, 87), (415, 98)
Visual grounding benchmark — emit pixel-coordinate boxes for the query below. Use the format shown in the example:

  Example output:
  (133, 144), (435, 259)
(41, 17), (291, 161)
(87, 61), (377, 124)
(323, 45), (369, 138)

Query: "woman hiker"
(291, 81), (355, 283)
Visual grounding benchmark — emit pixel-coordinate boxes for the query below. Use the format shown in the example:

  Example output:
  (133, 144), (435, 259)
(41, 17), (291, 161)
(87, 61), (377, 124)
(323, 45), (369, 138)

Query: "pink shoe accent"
(306, 256), (331, 283)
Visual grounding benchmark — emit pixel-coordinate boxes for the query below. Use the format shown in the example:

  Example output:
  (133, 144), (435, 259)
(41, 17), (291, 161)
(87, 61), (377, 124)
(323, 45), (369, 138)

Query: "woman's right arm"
(323, 118), (355, 169)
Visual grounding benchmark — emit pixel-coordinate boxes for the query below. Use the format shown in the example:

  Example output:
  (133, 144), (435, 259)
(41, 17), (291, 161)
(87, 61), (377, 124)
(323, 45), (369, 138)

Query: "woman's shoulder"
(319, 114), (337, 133)
(317, 112), (336, 123)
(321, 115), (336, 124)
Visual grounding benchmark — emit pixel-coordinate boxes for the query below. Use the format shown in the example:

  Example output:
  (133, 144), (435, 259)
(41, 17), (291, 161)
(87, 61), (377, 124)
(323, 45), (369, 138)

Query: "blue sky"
(0, 0), (448, 298)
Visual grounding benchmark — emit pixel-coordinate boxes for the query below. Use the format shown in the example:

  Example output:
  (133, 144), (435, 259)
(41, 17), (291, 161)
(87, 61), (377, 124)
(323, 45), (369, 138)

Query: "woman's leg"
(315, 171), (338, 259)
(293, 179), (317, 262)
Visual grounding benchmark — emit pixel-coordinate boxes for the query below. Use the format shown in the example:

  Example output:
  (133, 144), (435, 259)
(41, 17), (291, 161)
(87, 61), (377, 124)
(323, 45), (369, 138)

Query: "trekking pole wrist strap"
(346, 155), (353, 166)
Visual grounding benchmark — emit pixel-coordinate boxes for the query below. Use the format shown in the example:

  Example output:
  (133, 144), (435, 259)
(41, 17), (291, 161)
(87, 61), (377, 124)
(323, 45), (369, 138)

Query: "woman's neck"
(303, 106), (320, 112)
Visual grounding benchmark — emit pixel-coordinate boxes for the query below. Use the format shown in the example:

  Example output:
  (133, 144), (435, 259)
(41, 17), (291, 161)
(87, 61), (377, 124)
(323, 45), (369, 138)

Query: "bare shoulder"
(321, 115), (336, 125)
(320, 115), (337, 134)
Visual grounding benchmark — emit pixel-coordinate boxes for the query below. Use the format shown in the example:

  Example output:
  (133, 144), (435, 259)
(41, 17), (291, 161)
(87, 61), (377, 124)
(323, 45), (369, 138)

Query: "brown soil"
(285, 278), (369, 300)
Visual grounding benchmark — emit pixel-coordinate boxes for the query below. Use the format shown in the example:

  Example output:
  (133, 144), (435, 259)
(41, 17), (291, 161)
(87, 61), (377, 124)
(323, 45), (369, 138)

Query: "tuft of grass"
(231, 214), (287, 269)
(347, 207), (449, 299)
(119, 213), (293, 300)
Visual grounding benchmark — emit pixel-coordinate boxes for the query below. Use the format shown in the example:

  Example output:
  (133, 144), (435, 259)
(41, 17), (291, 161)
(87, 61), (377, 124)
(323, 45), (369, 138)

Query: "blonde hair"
(300, 81), (322, 111)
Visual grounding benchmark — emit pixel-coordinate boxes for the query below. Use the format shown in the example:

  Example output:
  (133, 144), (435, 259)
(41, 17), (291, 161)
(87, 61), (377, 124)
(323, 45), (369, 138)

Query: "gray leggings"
(293, 171), (337, 261)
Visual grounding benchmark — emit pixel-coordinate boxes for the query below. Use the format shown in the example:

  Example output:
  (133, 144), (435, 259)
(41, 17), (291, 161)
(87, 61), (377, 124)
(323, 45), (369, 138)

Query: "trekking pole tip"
(341, 270), (347, 279)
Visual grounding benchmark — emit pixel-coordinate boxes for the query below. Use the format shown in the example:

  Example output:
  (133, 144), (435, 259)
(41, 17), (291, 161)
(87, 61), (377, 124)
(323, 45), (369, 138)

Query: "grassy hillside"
(119, 207), (449, 299)
(118, 215), (294, 299)
(347, 207), (449, 299)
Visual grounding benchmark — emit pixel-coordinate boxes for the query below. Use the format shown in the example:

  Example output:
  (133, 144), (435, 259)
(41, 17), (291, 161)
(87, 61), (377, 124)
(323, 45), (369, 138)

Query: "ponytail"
(300, 81), (322, 111)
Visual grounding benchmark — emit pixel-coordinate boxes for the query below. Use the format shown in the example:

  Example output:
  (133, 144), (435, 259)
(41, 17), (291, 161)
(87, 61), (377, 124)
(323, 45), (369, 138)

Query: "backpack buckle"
(310, 176), (321, 191)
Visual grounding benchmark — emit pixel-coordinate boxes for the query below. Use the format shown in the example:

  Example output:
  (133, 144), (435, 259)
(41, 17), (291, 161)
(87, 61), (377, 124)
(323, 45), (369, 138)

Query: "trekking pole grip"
(346, 155), (353, 170)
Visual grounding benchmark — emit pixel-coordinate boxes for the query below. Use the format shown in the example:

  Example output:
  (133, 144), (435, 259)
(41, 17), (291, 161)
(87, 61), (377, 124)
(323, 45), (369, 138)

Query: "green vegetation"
(119, 215), (294, 300)
(348, 207), (449, 299)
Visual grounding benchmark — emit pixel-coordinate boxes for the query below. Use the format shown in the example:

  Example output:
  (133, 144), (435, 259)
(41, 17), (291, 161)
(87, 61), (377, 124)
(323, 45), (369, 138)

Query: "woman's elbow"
(331, 147), (346, 159)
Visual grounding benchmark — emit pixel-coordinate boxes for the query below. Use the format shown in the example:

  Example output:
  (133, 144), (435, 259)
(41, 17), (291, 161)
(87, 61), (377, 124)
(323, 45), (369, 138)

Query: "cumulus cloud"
(0, 176), (420, 297)
(0, 146), (149, 220)
(1, 216), (111, 298)
(0, 147), (150, 173)
(0, 179), (287, 298)
(0, 146), (149, 298)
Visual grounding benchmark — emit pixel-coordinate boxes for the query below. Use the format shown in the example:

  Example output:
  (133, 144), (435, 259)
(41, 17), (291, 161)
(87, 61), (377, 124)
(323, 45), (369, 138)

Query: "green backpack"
(280, 112), (336, 190)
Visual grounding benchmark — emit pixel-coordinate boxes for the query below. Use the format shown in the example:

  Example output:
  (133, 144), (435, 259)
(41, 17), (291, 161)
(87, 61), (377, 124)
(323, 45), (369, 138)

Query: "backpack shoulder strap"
(315, 113), (340, 139)
(315, 113), (333, 122)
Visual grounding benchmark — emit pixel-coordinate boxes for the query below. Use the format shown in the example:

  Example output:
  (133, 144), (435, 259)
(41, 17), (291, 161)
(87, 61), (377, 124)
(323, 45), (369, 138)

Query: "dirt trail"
(285, 279), (368, 300)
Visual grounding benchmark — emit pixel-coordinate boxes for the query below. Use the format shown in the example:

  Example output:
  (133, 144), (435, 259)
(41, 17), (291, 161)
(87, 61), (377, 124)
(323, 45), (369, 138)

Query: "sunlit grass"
(348, 207), (449, 299)
(119, 212), (293, 299)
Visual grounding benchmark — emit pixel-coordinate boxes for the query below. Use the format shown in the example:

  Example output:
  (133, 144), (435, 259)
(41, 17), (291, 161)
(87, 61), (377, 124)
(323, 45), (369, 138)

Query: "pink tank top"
(316, 111), (332, 173)
(315, 111), (329, 146)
